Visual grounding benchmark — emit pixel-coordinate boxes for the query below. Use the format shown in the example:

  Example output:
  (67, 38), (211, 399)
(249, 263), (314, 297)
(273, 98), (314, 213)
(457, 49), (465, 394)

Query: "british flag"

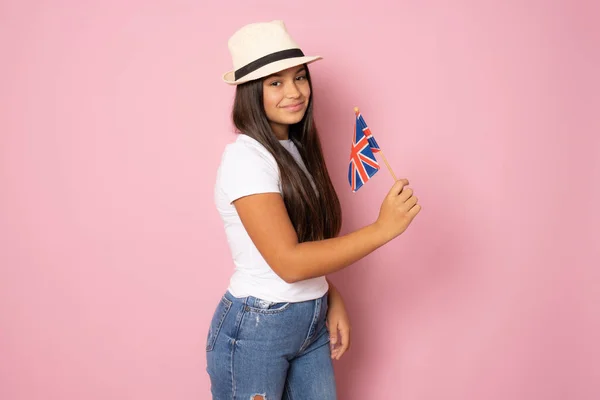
(355, 109), (381, 154)
(348, 116), (380, 192)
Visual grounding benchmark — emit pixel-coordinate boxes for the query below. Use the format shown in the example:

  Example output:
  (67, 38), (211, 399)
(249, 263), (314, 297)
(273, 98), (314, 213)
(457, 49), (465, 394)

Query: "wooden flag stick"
(354, 107), (398, 181)
(379, 149), (398, 181)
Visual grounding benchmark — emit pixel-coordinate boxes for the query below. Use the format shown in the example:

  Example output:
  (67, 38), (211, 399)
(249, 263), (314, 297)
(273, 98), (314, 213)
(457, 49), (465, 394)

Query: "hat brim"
(222, 55), (322, 85)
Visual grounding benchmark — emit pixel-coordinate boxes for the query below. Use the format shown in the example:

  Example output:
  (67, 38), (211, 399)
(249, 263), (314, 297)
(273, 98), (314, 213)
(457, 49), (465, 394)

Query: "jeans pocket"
(206, 296), (232, 352)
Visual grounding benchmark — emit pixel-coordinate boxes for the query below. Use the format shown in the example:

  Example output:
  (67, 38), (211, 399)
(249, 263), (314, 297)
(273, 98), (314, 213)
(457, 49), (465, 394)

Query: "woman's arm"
(326, 278), (351, 360)
(326, 278), (343, 307)
(232, 179), (420, 283)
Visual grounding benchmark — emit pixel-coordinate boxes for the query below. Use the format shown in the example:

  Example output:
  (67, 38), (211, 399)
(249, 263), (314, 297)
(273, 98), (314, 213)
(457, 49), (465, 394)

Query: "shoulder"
(220, 134), (277, 170)
(216, 134), (282, 202)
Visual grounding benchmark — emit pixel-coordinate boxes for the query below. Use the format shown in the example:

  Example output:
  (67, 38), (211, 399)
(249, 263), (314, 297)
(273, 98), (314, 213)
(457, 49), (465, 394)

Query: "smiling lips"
(281, 102), (304, 111)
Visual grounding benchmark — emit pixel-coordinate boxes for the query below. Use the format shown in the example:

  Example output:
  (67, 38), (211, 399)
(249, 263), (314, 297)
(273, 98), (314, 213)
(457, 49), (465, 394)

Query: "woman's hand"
(375, 178), (421, 241)
(326, 280), (351, 360)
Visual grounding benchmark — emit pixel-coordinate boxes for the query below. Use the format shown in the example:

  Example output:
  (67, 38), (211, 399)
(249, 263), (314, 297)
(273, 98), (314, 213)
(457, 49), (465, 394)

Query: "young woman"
(206, 20), (421, 400)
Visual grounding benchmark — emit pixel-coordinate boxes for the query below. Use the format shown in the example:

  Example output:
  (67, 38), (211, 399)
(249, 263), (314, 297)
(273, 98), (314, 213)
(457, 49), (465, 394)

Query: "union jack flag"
(348, 115), (380, 192)
(355, 109), (380, 153)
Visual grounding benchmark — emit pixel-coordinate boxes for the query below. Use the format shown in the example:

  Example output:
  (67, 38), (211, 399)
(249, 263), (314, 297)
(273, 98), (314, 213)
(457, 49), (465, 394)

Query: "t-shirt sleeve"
(218, 142), (281, 203)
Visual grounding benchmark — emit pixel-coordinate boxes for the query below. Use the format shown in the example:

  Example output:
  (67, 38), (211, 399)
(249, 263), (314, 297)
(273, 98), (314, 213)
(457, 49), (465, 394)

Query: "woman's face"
(262, 65), (311, 139)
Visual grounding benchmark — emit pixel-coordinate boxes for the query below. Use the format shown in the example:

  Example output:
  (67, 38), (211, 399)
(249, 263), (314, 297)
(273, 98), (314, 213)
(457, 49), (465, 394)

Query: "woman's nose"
(285, 82), (301, 98)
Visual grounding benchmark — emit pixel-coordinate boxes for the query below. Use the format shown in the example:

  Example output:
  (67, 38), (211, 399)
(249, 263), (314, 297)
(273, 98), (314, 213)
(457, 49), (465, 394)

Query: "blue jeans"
(205, 290), (337, 399)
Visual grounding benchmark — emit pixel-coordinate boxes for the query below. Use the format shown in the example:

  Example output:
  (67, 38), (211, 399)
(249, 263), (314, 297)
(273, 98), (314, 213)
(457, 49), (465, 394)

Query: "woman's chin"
(278, 111), (306, 125)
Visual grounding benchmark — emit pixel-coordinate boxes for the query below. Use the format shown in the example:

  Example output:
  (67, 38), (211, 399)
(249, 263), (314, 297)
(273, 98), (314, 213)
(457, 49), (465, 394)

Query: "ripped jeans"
(205, 290), (337, 400)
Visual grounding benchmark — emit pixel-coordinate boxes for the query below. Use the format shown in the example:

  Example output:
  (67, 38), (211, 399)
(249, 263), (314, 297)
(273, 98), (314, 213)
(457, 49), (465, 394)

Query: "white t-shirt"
(214, 134), (329, 303)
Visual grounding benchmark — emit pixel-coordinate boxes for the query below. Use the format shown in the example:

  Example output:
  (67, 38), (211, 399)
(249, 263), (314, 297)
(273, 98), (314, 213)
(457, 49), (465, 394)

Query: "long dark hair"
(231, 66), (342, 242)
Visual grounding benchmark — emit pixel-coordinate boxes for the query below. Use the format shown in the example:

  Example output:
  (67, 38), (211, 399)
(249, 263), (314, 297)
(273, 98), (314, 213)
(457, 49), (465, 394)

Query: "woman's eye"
(296, 75), (307, 81)
(270, 81), (281, 86)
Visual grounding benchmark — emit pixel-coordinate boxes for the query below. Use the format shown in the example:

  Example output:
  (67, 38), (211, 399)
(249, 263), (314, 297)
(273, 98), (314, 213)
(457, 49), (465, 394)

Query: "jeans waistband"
(223, 290), (327, 310)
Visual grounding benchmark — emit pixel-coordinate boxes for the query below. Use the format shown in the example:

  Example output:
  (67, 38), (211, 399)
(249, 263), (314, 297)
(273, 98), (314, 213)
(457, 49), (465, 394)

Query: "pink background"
(1, 1), (599, 399)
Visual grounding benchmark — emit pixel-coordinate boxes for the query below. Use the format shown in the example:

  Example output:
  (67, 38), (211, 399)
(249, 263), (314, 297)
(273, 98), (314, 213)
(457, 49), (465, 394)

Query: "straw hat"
(222, 20), (322, 85)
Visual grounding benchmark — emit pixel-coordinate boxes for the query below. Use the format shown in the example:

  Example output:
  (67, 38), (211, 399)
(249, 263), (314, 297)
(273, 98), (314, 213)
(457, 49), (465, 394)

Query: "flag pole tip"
(353, 106), (359, 113)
